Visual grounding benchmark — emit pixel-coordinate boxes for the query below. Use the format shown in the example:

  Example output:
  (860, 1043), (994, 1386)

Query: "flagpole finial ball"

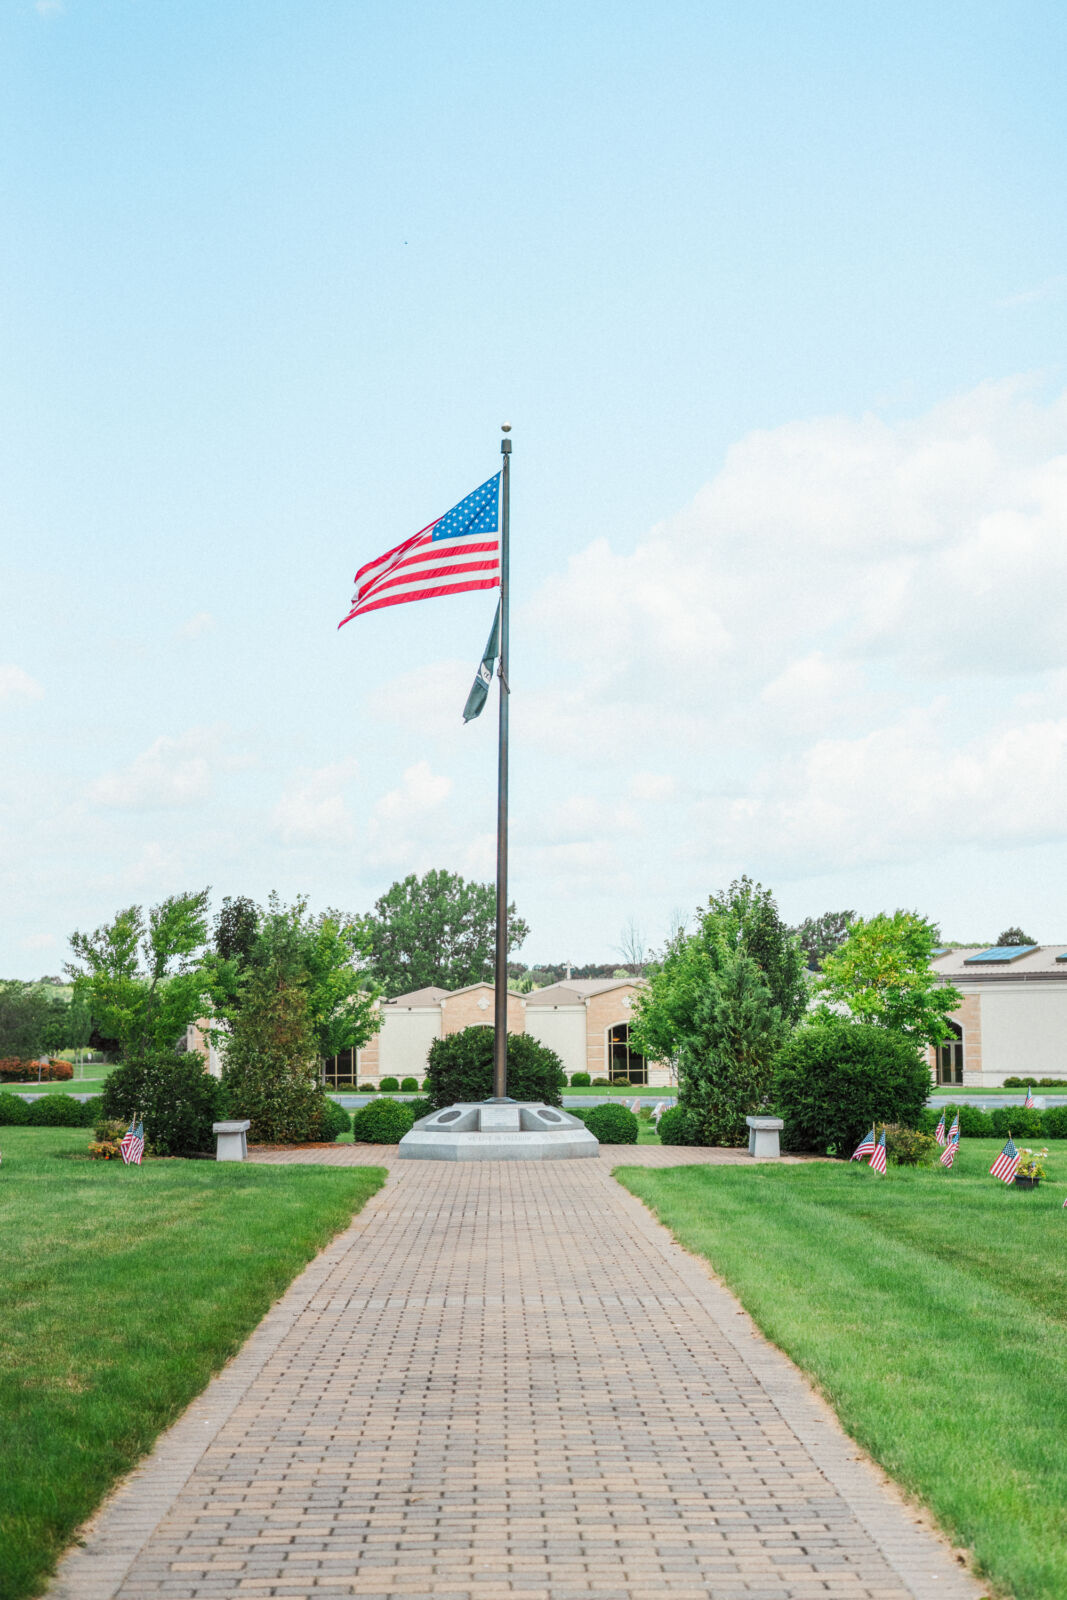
(501, 423), (511, 432)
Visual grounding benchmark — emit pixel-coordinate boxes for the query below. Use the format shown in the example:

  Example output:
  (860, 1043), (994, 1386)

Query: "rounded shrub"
(569, 1072), (591, 1087)
(1039, 1077), (1060, 1087)
(406, 1095), (433, 1122)
(884, 1124), (937, 1166)
(317, 1099), (351, 1142)
(657, 1106), (699, 1145)
(351, 1097), (414, 1143)
(379, 1076), (400, 1093)
(103, 1049), (223, 1157)
(1042, 1106), (1067, 1138)
(1002, 1076), (1024, 1087)
(992, 1106), (1043, 1140)
(424, 1027), (564, 1110)
(421, 1078), (431, 1090)
(774, 1019), (931, 1155)
(358, 1082), (377, 1093)
(0, 1092), (30, 1125)
(956, 1104), (995, 1137)
(25, 1094), (86, 1127)
(582, 1103), (638, 1144)
(591, 1077), (611, 1087)
(400, 1076), (419, 1093)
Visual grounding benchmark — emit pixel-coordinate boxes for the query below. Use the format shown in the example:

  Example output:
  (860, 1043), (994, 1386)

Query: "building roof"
(384, 986), (451, 1007)
(932, 946), (1067, 981)
(525, 977), (642, 1006)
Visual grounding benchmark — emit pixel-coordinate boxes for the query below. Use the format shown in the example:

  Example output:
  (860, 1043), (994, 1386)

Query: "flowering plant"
(1015, 1147), (1048, 1180)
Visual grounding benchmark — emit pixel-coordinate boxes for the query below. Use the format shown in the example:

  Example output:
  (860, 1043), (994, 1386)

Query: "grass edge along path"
(0, 1127), (386, 1600)
(617, 1143), (1067, 1600)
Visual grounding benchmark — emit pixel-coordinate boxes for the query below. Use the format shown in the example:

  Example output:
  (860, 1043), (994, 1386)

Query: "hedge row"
(0, 1057), (73, 1082)
(921, 1104), (1067, 1140)
(0, 1092), (98, 1126)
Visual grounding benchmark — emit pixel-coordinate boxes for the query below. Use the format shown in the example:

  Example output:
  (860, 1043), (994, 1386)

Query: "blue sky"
(3, 0), (1067, 975)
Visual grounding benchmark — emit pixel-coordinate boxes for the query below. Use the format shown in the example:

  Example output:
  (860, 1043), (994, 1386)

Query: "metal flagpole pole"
(491, 424), (512, 1100)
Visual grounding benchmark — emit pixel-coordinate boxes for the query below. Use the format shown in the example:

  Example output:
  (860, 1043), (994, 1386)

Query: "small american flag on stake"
(990, 1135), (1020, 1184)
(120, 1120), (144, 1166)
(868, 1129), (887, 1174)
(1024, 1086), (1035, 1108)
(850, 1127), (876, 1161)
(940, 1133), (959, 1169)
(934, 1112), (947, 1147)
(946, 1110), (959, 1145)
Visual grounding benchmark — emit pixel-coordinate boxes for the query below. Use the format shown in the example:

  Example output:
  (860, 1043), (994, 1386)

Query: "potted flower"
(1013, 1147), (1048, 1189)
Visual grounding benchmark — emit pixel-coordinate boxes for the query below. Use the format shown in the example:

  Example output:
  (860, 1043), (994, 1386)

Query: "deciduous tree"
(817, 910), (963, 1048)
(360, 870), (529, 997)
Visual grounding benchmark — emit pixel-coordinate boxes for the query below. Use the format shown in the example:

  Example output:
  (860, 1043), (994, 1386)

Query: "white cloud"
(90, 726), (240, 810)
(272, 759), (360, 846)
(0, 665), (44, 704)
(627, 772), (678, 803)
(21, 931), (57, 951)
(366, 761), (454, 868)
(176, 611), (216, 641)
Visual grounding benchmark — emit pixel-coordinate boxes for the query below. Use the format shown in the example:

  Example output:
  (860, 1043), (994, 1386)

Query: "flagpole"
(492, 425), (512, 1100)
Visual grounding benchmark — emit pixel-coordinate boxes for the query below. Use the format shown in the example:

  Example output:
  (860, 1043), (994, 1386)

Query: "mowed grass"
(0, 1127), (385, 1600)
(618, 1141), (1067, 1600)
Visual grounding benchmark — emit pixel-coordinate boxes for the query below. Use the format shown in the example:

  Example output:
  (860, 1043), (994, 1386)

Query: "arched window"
(607, 1022), (647, 1085)
(935, 1022), (964, 1086)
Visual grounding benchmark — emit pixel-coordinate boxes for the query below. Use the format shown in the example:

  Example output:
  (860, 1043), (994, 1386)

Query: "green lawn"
(0, 1127), (385, 1600)
(618, 1141), (1067, 1600)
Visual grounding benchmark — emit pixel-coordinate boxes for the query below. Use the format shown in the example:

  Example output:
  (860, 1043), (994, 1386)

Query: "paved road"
(50, 1146), (981, 1600)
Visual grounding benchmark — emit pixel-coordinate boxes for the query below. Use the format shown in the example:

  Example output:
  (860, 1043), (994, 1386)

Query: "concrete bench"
(213, 1119), (250, 1161)
(746, 1116), (784, 1158)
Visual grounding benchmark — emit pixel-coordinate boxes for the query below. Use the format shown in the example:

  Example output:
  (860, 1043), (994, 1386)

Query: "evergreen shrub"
(424, 1027), (564, 1110)
(103, 1050), (222, 1155)
(591, 1077), (611, 1086)
(0, 1092), (30, 1125)
(379, 1076), (399, 1092)
(957, 1105), (996, 1137)
(317, 1099), (351, 1141)
(884, 1124), (938, 1166)
(582, 1103), (638, 1144)
(406, 1095), (433, 1121)
(421, 1078), (431, 1090)
(358, 1082), (377, 1092)
(400, 1077), (419, 1092)
(1039, 1077), (1060, 1087)
(657, 1106), (699, 1145)
(569, 1072), (591, 1087)
(351, 1098), (414, 1142)
(992, 1106), (1043, 1140)
(774, 1019), (931, 1155)
(1042, 1106), (1067, 1138)
(24, 1094), (85, 1127)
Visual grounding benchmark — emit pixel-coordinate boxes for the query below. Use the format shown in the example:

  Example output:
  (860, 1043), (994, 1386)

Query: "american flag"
(338, 475), (500, 624)
(940, 1133), (959, 1168)
(1024, 1086), (1035, 1107)
(934, 1112), (947, 1147)
(120, 1120), (145, 1166)
(990, 1135), (1020, 1184)
(947, 1110), (960, 1144)
(851, 1127), (876, 1161)
(868, 1129), (887, 1174)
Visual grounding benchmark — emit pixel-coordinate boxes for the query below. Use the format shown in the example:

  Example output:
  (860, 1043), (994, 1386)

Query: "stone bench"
(746, 1115), (784, 1158)
(213, 1120), (251, 1161)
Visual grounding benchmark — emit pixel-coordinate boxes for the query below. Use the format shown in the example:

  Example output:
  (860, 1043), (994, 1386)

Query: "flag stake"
(492, 426), (512, 1100)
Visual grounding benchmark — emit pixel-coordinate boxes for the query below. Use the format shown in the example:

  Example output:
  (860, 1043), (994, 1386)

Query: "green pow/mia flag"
(462, 602), (500, 723)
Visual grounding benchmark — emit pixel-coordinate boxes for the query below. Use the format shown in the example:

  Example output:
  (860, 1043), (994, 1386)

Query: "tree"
(793, 910), (856, 972)
(817, 910), (963, 1048)
(629, 875), (807, 1067)
(995, 926), (1036, 947)
(360, 870), (529, 997)
(66, 891), (212, 1060)
(209, 893), (378, 1064)
(676, 947), (787, 1147)
(220, 961), (327, 1143)
(0, 981), (55, 1058)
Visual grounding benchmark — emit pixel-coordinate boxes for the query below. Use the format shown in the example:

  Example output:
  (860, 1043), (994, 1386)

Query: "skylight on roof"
(963, 945), (1038, 964)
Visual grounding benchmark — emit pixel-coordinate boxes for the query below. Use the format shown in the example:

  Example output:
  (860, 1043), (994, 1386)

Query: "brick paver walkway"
(50, 1150), (983, 1600)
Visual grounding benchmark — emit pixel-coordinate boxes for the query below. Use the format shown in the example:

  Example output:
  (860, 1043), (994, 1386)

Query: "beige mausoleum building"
(324, 977), (672, 1088)
(930, 945), (1067, 1087)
